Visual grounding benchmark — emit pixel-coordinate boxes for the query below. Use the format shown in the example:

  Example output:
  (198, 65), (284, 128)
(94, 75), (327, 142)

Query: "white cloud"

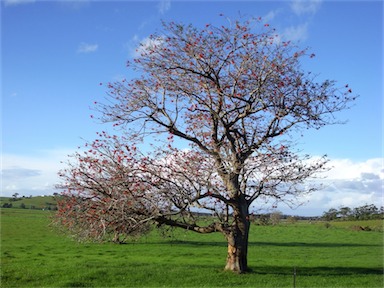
(157, 0), (171, 15)
(254, 157), (383, 216)
(1, 149), (74, 197)
(282, 23), (309, 42)
(291, 0), (322, 16)
(2, 167), (42, 180)
(269, 23), (309, 45)
(292, 158), (383, 215)
(325, 158), (383, 180)
(77, 42), (98, 53)
(129, 35), (164, 58)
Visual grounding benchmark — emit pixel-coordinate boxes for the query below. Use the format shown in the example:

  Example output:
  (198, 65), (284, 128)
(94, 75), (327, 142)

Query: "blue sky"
(1, 0), (383, 216)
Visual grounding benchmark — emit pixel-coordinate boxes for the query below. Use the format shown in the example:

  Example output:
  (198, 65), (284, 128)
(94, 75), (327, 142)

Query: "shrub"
(2, 203), (12, 208)
(258, 214), (270, 226)
(287, 216), (298, 224)
(270, 211), (282, 226)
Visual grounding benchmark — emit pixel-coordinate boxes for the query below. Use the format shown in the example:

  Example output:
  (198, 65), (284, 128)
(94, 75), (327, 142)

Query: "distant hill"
(0, 195), (57, 210)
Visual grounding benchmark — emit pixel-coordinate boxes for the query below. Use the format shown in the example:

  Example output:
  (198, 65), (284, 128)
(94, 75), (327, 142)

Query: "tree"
(55, 17), (355, 273)
(11, 193), (19, 201)
(339, 206), (352, 219)
(322, 208), (339, 221)
(353, 204), (379, 220)
(270, 211), (282, 226)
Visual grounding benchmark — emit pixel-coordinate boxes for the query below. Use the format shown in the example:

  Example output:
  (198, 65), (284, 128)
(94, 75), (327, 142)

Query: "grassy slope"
(1, 209), (383, 287)
(0, 196), (57, 209)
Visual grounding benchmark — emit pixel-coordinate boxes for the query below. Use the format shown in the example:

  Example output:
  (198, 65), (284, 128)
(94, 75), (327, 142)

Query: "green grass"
(1, 209), (383, 287)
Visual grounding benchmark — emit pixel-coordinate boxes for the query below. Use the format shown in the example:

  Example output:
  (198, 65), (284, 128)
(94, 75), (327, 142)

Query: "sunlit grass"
(1, 209), (383, 287)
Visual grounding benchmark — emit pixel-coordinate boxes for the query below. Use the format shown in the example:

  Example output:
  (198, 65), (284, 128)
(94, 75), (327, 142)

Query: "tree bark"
(224, 198), (250, 273)
(224, 223), (250, 273)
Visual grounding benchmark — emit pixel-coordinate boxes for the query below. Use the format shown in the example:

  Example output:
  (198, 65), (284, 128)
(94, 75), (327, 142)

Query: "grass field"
(1, 208), (383, 287)
(0, 196), (57, 210)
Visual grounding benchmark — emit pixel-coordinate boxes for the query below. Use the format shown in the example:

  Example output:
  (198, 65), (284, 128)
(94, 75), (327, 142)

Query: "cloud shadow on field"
(159, 240), (381, 248)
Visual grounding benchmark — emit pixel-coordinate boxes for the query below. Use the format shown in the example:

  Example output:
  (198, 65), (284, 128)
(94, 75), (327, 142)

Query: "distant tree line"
(1, 201), (57, 210)
(322, 204), (383, 221)
(8, 193), (33, 202)
(250, 211), (315, 226)
(1, 193), (57, 210)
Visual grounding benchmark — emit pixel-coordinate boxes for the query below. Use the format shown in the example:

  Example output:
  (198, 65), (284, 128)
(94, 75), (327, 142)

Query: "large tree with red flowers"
(55, 17), (355, 273)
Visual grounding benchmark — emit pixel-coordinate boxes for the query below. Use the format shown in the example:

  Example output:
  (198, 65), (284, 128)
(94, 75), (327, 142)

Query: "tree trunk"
(224, 198), (250, 273)
(224, 235), (249, 273)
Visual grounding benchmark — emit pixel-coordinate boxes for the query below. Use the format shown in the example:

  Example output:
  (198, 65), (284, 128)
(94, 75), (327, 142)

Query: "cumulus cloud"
(255, 157), (383, 216)
(325, 158), (383, 180)
(291, 0), (322, 16)
(361, 172), (380, 180)
(294, 158), (384, 215)
(77, 42), (98, 53)
(1, 149), (73, 197)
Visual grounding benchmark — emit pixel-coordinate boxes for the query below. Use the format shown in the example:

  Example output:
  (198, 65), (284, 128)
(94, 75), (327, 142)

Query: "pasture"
(1, 208), (383, 287)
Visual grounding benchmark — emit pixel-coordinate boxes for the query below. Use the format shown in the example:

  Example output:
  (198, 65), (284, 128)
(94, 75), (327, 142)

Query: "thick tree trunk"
(224, 197), (250, 273)
(224, 240), (247, 272)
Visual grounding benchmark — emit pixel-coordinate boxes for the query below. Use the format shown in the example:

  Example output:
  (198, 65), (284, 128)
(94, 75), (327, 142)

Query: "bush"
(2, 203), (13, 208)
(287, 216), (298, 224)
(270, 211), (282, 226)
(258, 214), (270, 226)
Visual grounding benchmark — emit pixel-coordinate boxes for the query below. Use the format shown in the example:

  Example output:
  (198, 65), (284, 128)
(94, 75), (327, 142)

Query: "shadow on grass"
(160, 240), (381, 248)
(248, 266), (383, 276)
